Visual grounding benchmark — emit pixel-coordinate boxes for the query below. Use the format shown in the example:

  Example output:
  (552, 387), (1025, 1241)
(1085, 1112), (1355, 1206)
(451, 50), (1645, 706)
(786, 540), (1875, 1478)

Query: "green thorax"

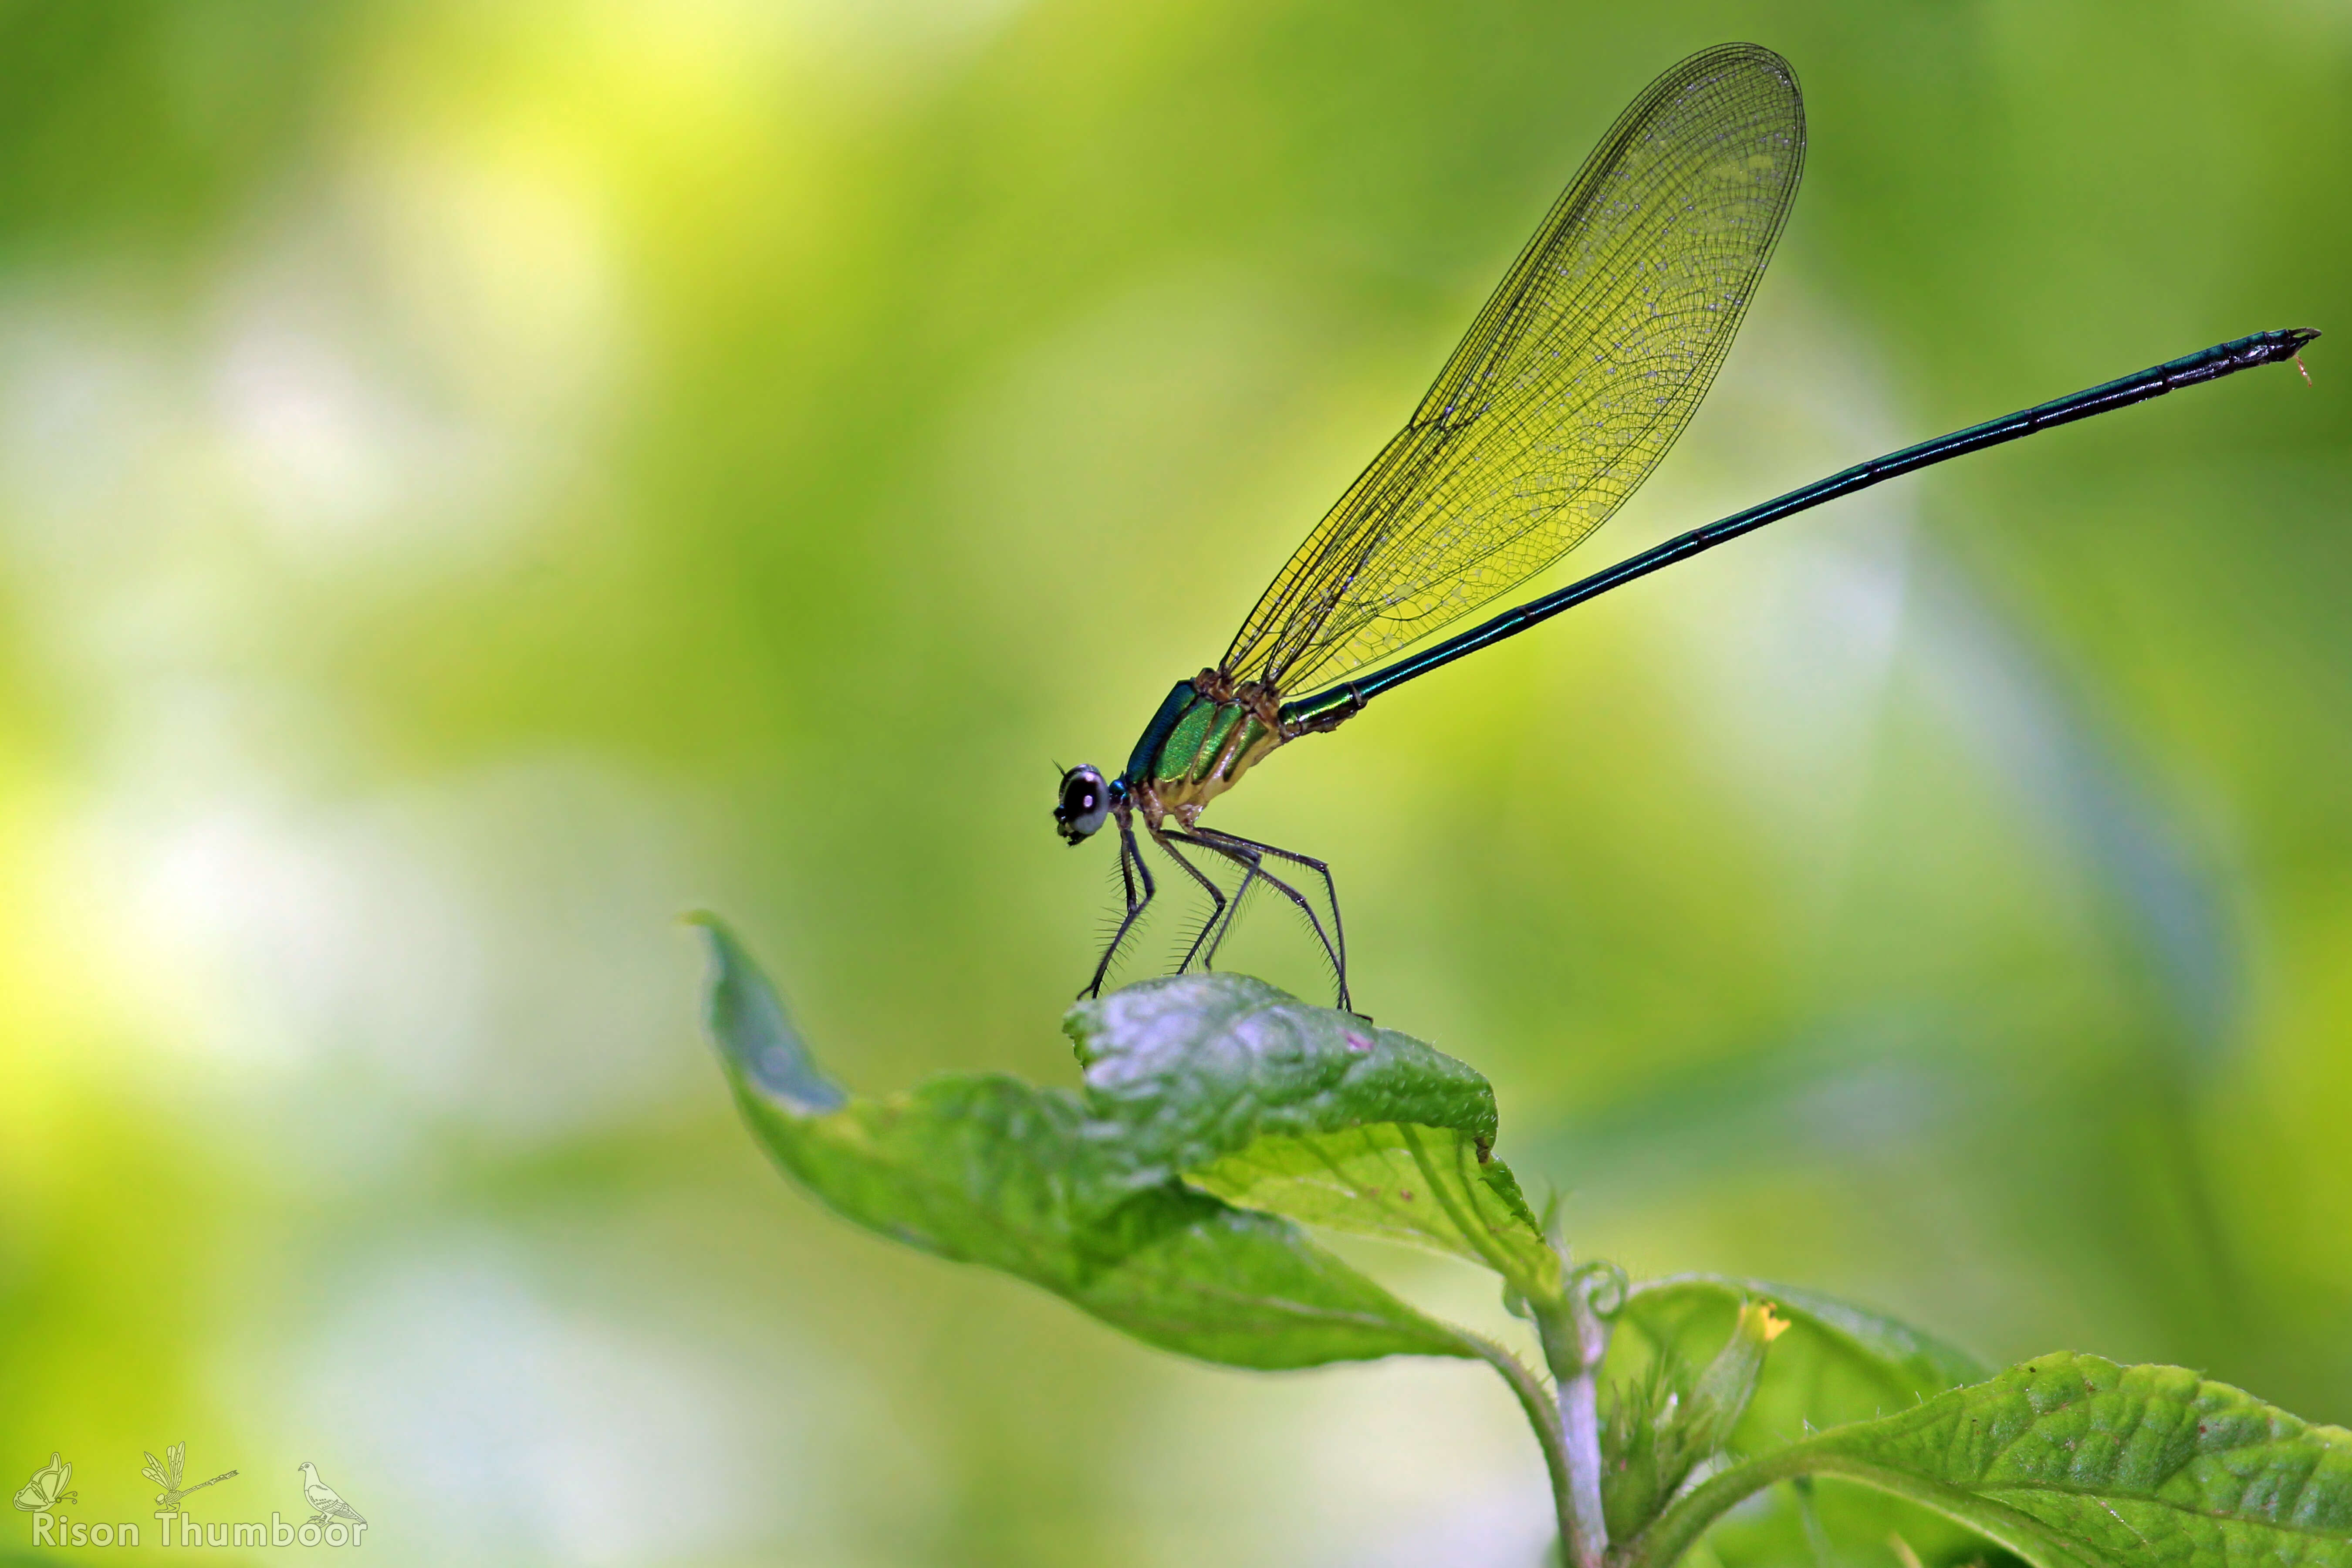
(1122, 679), (1284, 818)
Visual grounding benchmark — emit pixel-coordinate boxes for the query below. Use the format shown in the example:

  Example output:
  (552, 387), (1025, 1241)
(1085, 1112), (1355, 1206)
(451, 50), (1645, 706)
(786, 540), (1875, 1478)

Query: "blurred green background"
(0, 1), (2344, 1564)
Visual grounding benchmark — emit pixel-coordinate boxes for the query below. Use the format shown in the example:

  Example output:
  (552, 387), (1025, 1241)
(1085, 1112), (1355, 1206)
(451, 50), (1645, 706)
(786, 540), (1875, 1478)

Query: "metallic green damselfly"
(1052, 42), (2317, 1011)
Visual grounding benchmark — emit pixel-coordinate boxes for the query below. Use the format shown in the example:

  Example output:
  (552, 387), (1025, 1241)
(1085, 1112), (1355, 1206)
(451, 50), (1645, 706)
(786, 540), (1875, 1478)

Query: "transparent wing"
(1221, 43), (1804, 696)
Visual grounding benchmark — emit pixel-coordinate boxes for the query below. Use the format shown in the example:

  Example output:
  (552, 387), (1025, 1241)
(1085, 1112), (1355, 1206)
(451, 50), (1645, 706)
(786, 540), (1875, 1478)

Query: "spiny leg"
(1169, 828), (1352, 1013)
(1204, 848), (1345, 1011)
(1190, 827), (1348, 960)
(1147, 823), (1232, 977)
(1187, 848), (1266, 974)
(1083, 812), (1156, 998)
(1188, 825), (1350, 1006)
(1200, 858), (1265, 971)
(1161, 832), (1272, 974)
(1193, 846), (1267, 973)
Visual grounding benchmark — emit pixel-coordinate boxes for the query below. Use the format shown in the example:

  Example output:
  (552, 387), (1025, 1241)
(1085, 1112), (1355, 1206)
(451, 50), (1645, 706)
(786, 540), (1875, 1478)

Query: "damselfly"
(1051, 43), (2316, 1011)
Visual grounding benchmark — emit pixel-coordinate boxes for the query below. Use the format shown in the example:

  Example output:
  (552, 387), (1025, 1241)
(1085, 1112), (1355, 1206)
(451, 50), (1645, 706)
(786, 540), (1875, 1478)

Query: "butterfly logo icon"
(11, 1453), (76, 1512)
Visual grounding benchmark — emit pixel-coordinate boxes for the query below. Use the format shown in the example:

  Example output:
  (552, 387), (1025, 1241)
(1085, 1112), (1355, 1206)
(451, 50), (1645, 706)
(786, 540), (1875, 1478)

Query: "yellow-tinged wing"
(1222, 44), (1804, 696)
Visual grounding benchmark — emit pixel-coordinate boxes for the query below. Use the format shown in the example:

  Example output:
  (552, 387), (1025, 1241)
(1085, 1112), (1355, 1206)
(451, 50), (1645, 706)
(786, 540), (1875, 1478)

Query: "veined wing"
(1222, 43), (1804, 696)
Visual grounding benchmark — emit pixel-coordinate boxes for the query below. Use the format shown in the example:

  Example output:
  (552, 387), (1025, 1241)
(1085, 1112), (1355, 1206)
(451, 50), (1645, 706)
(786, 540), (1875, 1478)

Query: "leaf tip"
(690, 910), (848, 1116)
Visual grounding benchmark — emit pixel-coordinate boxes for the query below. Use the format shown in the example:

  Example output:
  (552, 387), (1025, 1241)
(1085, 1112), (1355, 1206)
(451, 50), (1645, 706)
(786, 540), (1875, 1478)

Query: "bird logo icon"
(296, 1462), (366, 1530)
(10, 1453), (76, 1512)
(142, 1443), (237, 1514)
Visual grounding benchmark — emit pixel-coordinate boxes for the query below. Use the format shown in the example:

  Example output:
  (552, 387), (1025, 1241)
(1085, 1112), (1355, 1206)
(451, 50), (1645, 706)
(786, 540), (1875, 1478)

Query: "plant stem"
(1540, 1281), (1611, 1568)
(1559, 1351), (1606, 1568)
(1458, 1330), (1578, 1558)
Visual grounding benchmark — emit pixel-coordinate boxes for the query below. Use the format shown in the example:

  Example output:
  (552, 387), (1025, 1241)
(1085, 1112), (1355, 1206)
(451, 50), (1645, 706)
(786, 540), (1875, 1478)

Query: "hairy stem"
(1560, 1356), (1606, 1568)
(1538, 1281), (1611, 1568)
(1459, 1330), (1577, 1558)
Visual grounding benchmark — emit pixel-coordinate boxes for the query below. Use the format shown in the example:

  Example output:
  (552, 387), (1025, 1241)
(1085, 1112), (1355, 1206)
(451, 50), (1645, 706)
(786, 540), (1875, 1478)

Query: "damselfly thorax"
(1120, 670), (1357, 828)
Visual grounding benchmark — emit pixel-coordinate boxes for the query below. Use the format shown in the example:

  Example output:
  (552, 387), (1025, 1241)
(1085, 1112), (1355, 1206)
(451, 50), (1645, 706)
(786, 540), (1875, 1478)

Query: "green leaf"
(1692, 1466), (2015, 1568)
(1640, 1352), (2352, 1568)
(1612, 1274), (1987, 1449)
(694, 917), (1475, 1370)
(697, 913), (848, 1115)
(1064, 975), (1497, 1177)
(1188, 1122), (1558, 1293)
(1068, 974), (1560, 1298)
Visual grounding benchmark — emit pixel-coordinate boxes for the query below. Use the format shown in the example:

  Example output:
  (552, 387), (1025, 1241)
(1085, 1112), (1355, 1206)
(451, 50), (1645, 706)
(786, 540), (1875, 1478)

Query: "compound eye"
(1055, 766), (1112, 841)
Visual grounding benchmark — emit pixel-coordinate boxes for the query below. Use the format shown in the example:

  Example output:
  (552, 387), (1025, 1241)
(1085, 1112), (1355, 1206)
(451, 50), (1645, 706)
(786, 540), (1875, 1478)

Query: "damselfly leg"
(1172, 825), (1352, 1014)
(1083, 813), (1156, 999)
(1149, 824), (1230, 978)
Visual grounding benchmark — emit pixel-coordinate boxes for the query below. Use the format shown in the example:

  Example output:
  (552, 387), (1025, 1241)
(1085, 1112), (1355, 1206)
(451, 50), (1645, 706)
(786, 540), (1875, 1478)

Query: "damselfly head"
(1054, 765), (1112, 844)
